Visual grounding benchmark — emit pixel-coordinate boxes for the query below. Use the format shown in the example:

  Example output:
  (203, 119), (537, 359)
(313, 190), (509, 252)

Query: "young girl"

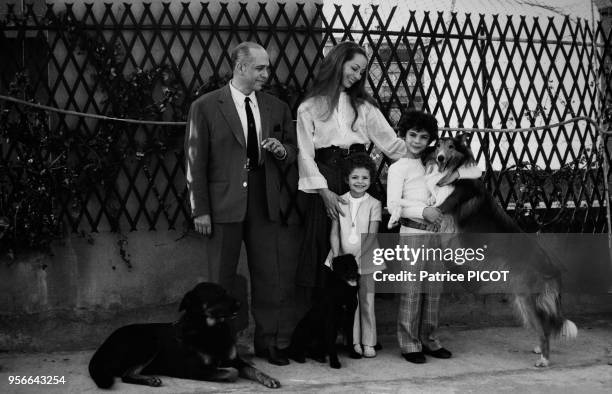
(327, 153), (382, 359)
(387, 110), (482, 364)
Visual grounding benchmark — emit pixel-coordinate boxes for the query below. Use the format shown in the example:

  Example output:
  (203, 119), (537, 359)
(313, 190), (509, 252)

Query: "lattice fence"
(0, 2), (610, 234)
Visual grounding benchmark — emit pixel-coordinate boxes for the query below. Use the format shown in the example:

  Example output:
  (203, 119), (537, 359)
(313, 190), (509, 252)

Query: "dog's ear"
(457, 133), (477, 164)
(179, 290), (195, 312)
(331, 254), (348, 273)
(457, 133), (470, 147)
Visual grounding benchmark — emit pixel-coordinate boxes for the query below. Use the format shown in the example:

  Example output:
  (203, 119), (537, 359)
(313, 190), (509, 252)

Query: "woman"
(296, 41), (407, 287)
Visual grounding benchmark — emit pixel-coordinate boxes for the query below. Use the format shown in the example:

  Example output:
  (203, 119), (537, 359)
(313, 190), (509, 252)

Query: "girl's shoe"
(349, 344), (363, 359)
(363, 345), (376, 358)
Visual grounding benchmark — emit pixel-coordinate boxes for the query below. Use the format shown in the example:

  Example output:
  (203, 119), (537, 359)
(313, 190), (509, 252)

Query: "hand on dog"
(423, 207), (443, 225)
(436, 170), (459, 187)
(319, 188), (347, 220)
(193, 214), (212, 236)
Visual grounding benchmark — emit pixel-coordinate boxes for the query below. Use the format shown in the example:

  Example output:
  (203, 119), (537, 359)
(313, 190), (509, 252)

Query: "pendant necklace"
(348, 197), (361, 244)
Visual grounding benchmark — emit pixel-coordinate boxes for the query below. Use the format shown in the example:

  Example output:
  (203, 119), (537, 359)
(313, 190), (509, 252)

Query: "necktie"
(245, 97), (259, 168)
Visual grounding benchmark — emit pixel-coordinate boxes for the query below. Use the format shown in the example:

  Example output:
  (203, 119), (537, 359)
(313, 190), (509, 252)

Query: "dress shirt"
(229, 80), (262, 158)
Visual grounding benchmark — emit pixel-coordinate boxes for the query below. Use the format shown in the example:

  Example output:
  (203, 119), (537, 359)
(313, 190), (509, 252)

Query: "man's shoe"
(254, 347), (268, 358)
(267, 346), (290, 366)
(422, 345), (452, 359)
(402, 351), (426, 364)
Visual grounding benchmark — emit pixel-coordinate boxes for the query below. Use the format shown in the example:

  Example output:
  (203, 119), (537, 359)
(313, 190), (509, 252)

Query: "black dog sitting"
(288, 254), (359, 369)
(88, 282), (280, 389)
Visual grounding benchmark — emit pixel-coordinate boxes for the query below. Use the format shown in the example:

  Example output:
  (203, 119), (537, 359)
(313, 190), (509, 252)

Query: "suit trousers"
(396, 226), (443, 353)
(207, 166), (300, 349)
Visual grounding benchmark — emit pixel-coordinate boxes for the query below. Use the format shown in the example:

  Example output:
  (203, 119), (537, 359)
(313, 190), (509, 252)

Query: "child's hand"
(427, 196), (436, 206)
(423, 207), (442, 224)
(436, 170), (459, 186)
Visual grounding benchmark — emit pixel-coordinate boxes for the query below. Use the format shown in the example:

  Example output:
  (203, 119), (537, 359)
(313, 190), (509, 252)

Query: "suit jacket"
(185, 84), (299, 224)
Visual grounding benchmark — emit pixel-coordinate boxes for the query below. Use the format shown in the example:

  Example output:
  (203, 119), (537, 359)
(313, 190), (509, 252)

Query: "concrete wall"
(0, 231), (212, 315)
(2, 229), (612, 352)
(0, 230), (256, 351)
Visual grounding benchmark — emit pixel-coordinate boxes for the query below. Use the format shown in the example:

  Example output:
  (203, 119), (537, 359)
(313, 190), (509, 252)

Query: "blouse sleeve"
(364, 104), (407, 160)
(386, 162), (404, 213)
(297, 105), (328, 193)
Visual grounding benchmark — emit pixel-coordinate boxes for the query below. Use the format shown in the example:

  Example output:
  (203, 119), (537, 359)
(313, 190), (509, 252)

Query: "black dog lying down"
(432, 135), (578, 367)
(88, 282), (280, 389)
(288, 254), (359, 369)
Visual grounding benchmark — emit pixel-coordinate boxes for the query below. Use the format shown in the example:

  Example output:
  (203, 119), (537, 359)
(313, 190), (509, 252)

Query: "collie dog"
(428, 135), (578, 367)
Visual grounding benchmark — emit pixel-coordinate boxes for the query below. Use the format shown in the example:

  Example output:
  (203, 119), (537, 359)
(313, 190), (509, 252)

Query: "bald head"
(231, 42), (266, 70)
(231, 42), (270, 95)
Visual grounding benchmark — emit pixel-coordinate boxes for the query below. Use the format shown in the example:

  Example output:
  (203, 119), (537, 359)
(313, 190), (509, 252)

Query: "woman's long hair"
(305, 41), (377, 130)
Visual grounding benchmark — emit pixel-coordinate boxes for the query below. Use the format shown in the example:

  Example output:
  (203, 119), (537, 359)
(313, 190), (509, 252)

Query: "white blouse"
(297, 93), (407, 193)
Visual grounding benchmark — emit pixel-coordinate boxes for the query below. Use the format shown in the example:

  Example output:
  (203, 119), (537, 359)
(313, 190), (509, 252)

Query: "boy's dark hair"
(342, 153), (377, 181)
(397, 109), (438, 142)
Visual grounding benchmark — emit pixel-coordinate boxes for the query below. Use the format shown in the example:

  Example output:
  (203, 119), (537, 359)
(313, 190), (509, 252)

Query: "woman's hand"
(318, 188), (347, 220)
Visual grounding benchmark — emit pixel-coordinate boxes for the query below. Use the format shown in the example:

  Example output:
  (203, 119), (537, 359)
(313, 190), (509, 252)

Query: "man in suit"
(184, 42), (299, 366)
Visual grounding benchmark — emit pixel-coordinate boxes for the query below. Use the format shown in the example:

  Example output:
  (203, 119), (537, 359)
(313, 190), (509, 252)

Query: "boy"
(387, 110), (481, 363)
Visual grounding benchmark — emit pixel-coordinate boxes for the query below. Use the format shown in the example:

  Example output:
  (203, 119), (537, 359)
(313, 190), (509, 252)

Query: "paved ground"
(1, 316), (611, 394)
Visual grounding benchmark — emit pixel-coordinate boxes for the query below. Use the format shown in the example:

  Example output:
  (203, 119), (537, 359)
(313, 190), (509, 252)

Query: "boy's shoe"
(402, 351), (426, 364)
(422, 345), (452, 359)
(363, 345), (376, 358)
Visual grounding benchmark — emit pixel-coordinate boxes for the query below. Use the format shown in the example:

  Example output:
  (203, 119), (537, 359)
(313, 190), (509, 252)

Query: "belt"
(314, 144), (367, 165)
(399, 217), (438, 232)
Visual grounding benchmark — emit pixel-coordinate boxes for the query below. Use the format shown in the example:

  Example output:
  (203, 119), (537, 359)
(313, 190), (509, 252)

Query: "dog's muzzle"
(436, 154), (448, 171)
(204, 299), (241, 322)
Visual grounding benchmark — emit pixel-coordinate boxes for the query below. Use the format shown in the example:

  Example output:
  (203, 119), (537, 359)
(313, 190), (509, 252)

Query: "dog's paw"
(146, 376), (162, 387)
(226, 369), (239, 382)
(534, 357), (549, 368)
(257, 372), (281, 389)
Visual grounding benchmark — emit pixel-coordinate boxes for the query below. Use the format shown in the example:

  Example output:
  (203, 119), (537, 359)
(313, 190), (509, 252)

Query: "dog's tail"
(88, 351), (115, 389)
(516, 280), (578, 339)
(560, 319), (578, 339)
(538, 280), (578, 339)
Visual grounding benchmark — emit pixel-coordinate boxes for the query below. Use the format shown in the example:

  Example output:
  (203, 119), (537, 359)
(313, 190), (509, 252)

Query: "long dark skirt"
(296, 159), (348, 287)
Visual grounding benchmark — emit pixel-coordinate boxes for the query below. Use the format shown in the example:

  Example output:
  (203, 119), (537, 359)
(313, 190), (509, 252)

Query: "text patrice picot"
(370, 244), (510, 283)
